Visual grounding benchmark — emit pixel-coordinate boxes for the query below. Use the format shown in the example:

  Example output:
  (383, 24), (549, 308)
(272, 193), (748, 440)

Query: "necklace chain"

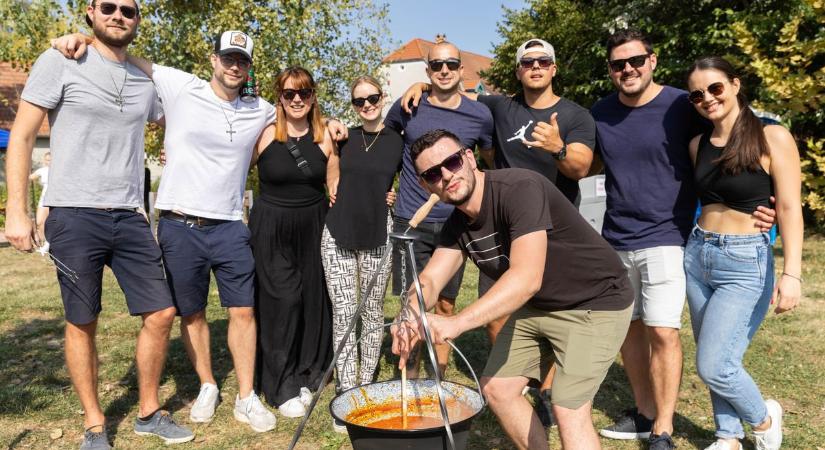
(95, 48), (127, 112)
(218, 96), (240, 142)
(361, 128), (381, 152)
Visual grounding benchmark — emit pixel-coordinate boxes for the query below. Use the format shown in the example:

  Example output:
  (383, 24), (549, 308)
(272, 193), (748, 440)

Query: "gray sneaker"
(234, 392), (276, 432)
(189, 382), (220, 422)
(79, 426), (111, 450)
(134, 410), (195, 445)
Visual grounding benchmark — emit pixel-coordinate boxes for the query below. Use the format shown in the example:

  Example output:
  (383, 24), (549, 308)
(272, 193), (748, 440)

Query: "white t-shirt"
(152, 64), (275, 220)
(33, 166), (49, 189)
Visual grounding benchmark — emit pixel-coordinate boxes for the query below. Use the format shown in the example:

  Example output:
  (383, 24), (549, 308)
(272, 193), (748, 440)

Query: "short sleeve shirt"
(591, 86), (708, 250)
(21, 47), (162, 208)
(151, 64), (276, 220)
(385, 93), (494, 223)
(439, 169), (632, 312)
(478, 94), (596, 204)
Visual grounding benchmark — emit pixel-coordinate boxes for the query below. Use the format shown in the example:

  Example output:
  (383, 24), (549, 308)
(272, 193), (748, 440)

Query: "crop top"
(694, 133), (773, 213)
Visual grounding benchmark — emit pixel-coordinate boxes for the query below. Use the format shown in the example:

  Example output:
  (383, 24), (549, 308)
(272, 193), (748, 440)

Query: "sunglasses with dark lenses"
(218, 55), (251, 70)
(281, 88), (314, 101)
(419, 150), (465, 184)
(98, 2), (138, 19)
(607, 54), (650, 72)
(688, 82), (725, 104)
(519, 56), (554, 69)
(428, 58), (461, 72)
(351, 93), (382, 108)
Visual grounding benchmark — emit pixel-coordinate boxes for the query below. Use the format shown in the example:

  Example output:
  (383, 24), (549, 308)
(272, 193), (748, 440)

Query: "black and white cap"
(214, 31), (254, 60)
(86, 0), (141, 27)
(515, 38), (555, 65)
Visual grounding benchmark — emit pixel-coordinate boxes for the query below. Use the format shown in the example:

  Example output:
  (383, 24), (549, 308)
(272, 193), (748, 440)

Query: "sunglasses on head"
(519, 56), (554, 69)
(281, 88), (314, 101)
(688, 82), (725, 105)
(97, 2), (138, 19)
(351, 93), (381, 108)
(419, 150), (465, 185)
(218, 54), (251, 70)
(428, 58), (461, 72)
(607, 54), (650, 72)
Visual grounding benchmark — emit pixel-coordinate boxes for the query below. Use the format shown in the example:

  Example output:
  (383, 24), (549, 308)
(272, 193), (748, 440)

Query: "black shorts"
(157, 217), (255, 316)
(44, 208), (174, 325)
(391, 217), (466, 300)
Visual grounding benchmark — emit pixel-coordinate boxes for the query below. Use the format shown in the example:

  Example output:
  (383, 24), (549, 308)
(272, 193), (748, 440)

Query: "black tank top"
(694, 133), (773, 213)
(258, 132), (328, 207)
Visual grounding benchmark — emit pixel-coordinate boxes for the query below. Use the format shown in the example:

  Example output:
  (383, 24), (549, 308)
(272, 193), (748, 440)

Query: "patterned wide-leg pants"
(320, 218), (392, 392)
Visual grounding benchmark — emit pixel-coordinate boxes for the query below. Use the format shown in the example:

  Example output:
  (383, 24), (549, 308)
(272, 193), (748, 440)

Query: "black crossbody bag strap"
(286, 140), (313, 177)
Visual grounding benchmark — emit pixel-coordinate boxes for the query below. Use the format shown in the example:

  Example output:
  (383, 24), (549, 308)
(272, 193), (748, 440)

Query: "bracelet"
(782, 272), (803, 283)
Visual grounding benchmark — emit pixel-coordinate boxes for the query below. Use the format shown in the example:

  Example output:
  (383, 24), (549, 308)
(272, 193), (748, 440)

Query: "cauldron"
(329, 379), (485, 450)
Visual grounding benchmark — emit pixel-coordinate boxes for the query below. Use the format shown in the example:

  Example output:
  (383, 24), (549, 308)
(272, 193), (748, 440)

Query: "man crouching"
(391, 129), (633, 449)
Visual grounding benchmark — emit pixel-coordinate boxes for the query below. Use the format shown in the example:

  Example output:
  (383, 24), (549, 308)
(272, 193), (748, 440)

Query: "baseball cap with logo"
(515, 38), (555, 65)
(85, 0), (141, 27)
(214, 31), (254, 60)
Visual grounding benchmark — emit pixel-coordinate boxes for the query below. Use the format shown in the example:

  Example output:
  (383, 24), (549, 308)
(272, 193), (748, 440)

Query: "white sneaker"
(299, 387), (313, 407)
(753, 399), (783, 450)
(332, 417), (348, 434)
(278, 396), (307, 418)
(704, 439), (741, 450)
(234, 392), (276, 432)
(189, 383), (220, 422)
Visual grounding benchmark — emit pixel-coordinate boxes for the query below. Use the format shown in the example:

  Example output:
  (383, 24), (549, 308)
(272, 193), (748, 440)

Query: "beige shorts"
(482, 304), (632, 409)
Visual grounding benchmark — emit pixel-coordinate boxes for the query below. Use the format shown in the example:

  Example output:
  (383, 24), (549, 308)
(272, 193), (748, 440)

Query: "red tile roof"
(0, 62), (50, 137)
(383, 38), (496, 93)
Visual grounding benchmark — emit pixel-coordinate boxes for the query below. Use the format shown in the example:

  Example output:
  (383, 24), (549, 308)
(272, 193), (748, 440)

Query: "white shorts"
(618, 246), (686, 329)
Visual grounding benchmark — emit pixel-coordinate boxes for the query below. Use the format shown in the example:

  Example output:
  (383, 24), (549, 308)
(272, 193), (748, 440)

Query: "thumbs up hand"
(521, 112), (564, 156)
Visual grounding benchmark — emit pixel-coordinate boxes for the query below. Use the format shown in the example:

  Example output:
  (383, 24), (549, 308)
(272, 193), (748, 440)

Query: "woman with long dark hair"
(684, 56), (802, 450)
(250, 66), (337, 418)
(320, 75), (403, 432)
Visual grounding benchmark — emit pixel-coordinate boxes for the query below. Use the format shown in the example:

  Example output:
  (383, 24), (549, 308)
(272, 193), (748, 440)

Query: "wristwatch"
(553, 144), (567, 161)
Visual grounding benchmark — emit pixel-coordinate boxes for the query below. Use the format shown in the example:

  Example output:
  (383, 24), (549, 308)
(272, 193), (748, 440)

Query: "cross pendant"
(226, 127), (236, 142)
(114, 96), (124, 112)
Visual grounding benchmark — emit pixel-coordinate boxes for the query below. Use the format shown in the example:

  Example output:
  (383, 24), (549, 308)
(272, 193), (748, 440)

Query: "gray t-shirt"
(21, 47), (162, 208)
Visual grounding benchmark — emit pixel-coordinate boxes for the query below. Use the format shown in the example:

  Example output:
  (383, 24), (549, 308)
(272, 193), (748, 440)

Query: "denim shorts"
(157, 217), (255, 316)
(44, 207), (174, 325)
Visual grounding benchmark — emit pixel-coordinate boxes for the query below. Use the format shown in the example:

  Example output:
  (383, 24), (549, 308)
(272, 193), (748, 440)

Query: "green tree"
(733, 0), (825, 224)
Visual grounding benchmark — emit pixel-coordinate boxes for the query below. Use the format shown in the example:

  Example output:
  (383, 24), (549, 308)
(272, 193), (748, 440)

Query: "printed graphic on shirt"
(466, 231), (510, 275)
(506, 120), (534, 143)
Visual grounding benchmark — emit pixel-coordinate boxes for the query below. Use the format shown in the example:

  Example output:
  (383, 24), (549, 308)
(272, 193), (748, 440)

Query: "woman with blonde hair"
(684, 56), (802, 450)
(320, 75), (403, 432)
(250, 66), (338, 418)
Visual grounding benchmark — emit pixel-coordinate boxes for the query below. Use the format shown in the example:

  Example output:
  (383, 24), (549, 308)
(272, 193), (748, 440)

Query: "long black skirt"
(249, 198), (332, 407)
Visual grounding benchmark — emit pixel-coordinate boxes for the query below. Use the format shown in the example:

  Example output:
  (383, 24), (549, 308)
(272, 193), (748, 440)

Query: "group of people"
(2, 1), (803, 450)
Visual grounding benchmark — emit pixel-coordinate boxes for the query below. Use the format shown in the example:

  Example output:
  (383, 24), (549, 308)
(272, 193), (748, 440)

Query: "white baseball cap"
(214, 31), (254, 60)
(516, 38), (555, 65)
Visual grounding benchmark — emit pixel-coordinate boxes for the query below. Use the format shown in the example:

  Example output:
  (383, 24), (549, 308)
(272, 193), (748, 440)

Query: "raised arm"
(766, 125), (803, 314)
(4, 101), (49, 251)
(401, 82), (478, 114)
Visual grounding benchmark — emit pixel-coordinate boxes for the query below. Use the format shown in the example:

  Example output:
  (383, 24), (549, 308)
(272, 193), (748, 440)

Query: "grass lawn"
(0, 236), (823, 449)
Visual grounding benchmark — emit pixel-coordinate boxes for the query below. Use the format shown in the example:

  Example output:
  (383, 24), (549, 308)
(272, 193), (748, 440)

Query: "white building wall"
(380, 60), (429, 116)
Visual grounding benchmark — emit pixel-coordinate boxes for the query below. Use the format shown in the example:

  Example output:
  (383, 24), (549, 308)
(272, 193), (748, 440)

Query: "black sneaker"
(649, 432), (676, 450)
(599, 407), (653, 440)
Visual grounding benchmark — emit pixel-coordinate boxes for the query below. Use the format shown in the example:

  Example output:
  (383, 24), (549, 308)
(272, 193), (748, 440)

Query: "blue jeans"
(684, 225), (773, 439)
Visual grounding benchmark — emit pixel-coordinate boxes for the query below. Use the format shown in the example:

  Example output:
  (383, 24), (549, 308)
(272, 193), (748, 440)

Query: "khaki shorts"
(483, 304), (632, 409)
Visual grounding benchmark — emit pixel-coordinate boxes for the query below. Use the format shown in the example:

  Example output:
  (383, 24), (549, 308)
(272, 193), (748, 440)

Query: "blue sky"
(385, 0), (526, 56)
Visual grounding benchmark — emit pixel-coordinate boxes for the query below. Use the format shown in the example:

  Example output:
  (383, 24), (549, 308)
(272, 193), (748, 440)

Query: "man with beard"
(392, 129), (633, 450)
(382, 40), (494, 378)
(591, 29), (774, 450)
(51, 29), (278, 432)
(4, 1), (193, 448)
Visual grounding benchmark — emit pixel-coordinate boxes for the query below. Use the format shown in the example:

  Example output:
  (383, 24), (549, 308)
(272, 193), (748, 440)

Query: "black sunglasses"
(351, 93), (382, 108)
(608, 54), (650, 72)
(688, 82), (725, 105)
(519, 56), (554, 69)
(419, 150), (465, 185)
(281, 88), (314, 101)
(98, 2), (138, 19)
(428, 58), (461, 72)
(218, 54), (251, 70)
